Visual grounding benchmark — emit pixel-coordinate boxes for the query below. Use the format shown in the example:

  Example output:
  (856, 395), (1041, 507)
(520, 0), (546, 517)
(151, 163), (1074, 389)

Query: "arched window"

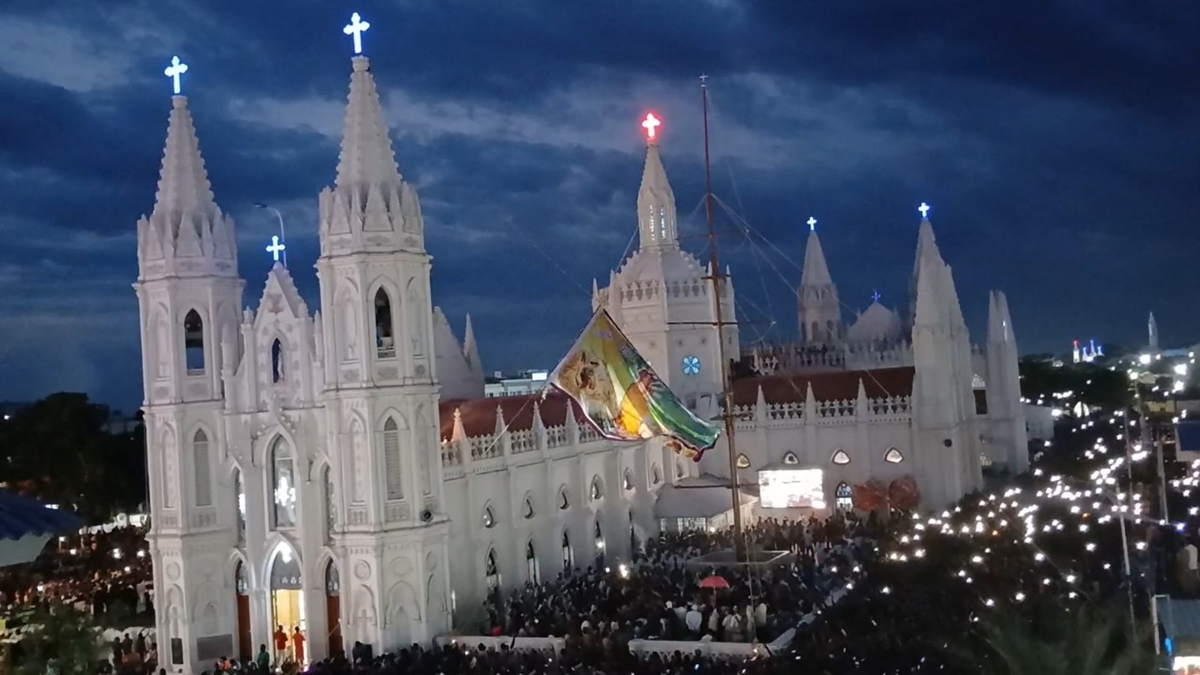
(522, 496), (534, 519)
(835, 482), (853, 512)
(374, 289), (396, 359)
(525, 541), (539, 584)
(810, 321), (819, 342)
(184, 310), (205, 374)
(270, 437), (296, 528)
(558, 487), (569, 510)
(675, 460), (685, 479)
(383, 418), (403, 500)
(322, 465), (335, 543)
(561, 532), (574, 571)
(831, 450), (851, 466)
(235, 560), (248, 595)
(622, 469), (634, 491)
(192, 429), (212, 507)
(782, 451), (799, 465)
(735, 453), (751, 469)
(482, 505), (495, 529)
(651, 464), (662, 485)
(593, 520), (605, 562)
(484, 549), (500, 590)
(234, 469), (245, 544)
(270, 339), (285, 383)
(884, 448), (905, 464)
(590, 476), (603, 501)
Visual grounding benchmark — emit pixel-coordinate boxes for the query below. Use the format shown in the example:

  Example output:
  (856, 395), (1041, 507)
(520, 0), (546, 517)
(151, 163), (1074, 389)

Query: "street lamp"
(255, 203), (288, 268)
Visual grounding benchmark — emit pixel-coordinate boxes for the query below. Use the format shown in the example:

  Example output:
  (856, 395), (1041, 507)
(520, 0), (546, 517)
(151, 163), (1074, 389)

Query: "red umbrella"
(699, 575), (730, 590)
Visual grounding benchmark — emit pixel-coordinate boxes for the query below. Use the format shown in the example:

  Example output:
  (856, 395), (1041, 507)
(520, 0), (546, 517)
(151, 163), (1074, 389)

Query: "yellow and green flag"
(548, 310), (720, 460)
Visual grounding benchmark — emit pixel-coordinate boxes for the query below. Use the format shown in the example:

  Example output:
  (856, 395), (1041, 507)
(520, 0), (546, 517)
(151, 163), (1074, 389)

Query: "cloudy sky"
(0, 1), (1197, 410)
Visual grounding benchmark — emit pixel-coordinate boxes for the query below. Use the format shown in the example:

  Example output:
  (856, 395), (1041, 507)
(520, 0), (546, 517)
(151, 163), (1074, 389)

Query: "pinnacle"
(152, 95), (217, 221)
(799, 229), (833, 288)
(335, 56), (402, 191)
(636, 143), (678, 250)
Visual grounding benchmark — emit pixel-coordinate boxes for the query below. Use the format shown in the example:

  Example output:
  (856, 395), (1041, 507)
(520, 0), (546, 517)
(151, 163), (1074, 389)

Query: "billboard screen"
(758, 469), (825, 509)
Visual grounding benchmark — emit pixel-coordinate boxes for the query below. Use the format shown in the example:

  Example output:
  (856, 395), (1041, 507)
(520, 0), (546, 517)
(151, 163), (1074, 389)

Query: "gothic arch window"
(339, 293), (358, 361)
(322, 465), (335, 544)
(593, 520), (605, 559)
(484, 549), (500, 590)
(782, 451), (800, 465)
(735, 453), (751, 469)
(558, 486), (569, 511)
(980, 451), (993, 468)
(675, 460), (685, 479)
(233, 469), (245, 544)
(234, 560), (248, 595)
(482, 504), (496, 529)
(561, 531), (574, 571)
(831, 450), (851, 466)
(192, 429), (212, 508)
(184, 309), (205, 374)
(884, 447), (905, 464)
(522, 495), (534, 519)
(325, 561), (340, 596)
(835, 482), (853, 512)
(270, 437), (296, 529)
(374, 288), (396, 359)
(525, 541), (540, 584)
(382, 418), (404, 500)
(590, 476), (603, 501)
(651, 464), (662, 485)
(622, 469), (634, 491)
(416, 407), (433, 496)
(270, 339), (285, 383)
(810, 321), (819, 342)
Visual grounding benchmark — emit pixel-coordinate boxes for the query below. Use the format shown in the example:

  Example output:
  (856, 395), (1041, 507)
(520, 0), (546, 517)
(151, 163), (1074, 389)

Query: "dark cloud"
(0, 0), (1198, 408)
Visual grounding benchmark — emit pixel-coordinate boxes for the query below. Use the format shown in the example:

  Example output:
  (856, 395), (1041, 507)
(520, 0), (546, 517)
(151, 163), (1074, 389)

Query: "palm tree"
(968, 602), (1159, 675)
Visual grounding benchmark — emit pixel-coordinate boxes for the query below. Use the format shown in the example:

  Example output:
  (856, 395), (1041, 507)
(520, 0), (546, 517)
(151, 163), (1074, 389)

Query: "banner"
(548, 310), (721, 460)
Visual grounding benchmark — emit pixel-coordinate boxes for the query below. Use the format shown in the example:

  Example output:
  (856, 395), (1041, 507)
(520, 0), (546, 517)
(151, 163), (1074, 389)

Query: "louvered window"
(193, 430), (212, 507)
(383, 418), (403, 500)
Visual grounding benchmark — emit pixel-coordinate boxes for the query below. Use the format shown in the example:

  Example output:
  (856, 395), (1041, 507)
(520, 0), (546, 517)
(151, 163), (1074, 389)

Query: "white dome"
(847, 301), (903, 342)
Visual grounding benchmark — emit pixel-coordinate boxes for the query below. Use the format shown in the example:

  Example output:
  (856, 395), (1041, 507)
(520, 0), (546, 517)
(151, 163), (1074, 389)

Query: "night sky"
(0, 1), (1198, 410)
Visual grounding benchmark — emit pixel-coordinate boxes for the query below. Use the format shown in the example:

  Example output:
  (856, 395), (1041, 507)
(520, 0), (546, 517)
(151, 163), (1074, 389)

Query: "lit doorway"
(268, 544), (306, 664)
(234, 562), (251, 662)
(325, 562), (343, 658)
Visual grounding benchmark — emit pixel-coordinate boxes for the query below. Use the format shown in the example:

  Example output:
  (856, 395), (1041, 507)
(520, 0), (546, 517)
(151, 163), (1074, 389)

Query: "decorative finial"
(918, 202), (931, 219)
(699, 74), (709, 88)
(872, 290), (881, 303)
(807, 216), (817, 231)
(266, 235), (287, 263)
(344, 12), (371, 55)
(641, 113), (661, 142)
(164, 56), (188, 95)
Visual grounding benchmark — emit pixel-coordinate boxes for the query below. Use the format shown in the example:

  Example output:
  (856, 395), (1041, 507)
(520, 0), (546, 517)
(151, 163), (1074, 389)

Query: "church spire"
(335, 57), (402, 191)
(796, 216), (841, 344)
(799, 218), (833, 287)
(636, 113), (678, 251)
(909, 203), (944, 325)
(137, 90), (237, 280)
(1149, 311), (1160, 351)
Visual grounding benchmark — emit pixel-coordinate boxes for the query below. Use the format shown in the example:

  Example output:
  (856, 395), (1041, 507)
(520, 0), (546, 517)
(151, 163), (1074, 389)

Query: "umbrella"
(699, 575), (730, 590)
(0, 490), (83, 567)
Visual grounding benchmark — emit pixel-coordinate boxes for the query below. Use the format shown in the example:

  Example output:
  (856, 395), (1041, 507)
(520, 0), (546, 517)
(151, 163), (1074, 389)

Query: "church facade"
(135, 51), (1026, 675)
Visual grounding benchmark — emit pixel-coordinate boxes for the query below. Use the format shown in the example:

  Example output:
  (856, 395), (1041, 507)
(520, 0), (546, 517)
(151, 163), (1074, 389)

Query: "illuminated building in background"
(1073, 339), (1104, 363)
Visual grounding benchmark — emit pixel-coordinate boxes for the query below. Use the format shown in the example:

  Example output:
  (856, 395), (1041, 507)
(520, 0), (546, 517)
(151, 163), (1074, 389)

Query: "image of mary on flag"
(548, 310), (721, 460)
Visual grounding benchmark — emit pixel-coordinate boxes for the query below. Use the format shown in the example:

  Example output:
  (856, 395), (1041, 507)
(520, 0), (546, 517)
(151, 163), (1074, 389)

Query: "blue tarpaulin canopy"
(1178, 420), (1200, 454)
(0, 490), (83, 567)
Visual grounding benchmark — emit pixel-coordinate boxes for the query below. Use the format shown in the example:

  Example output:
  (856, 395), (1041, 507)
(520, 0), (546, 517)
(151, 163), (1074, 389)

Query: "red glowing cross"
(642, 113), (661, 141)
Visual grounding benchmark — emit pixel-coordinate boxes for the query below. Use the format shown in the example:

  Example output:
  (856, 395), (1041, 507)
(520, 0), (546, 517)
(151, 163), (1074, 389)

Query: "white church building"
(134, 31), (1028, 675)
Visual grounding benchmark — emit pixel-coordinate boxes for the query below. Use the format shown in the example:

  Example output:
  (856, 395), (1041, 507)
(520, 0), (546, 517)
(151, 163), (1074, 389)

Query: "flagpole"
(700, 76), (746, 564)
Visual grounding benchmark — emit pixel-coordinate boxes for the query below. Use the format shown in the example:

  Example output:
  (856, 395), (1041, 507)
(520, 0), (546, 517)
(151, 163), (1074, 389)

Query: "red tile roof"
(438, 392), (586, 441)
(730, 367), (915, 407)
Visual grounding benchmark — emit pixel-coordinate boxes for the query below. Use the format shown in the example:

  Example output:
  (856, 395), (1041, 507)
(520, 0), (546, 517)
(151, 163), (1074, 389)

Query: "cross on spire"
(807, 216), (817, 231)
(344, 12), (371, 55)
(918, 202), (931, 219)
(266, 235), (286, 263)
(872, 290), (881, 303)
(642, 113), (661, 142)
(164, 56), (188, 95)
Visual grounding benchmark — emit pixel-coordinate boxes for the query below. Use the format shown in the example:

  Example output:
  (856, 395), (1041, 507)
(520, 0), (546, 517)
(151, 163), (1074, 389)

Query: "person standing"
(273, 625), (288, 664)
(291, 626), (305, 665)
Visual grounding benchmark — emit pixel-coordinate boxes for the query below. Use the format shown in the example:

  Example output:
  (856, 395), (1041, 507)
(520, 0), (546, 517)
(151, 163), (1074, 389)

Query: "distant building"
(484, 370), (549, 398)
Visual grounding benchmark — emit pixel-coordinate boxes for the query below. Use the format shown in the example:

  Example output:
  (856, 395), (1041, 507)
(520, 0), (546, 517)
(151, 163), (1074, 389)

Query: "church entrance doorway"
(234, 561), (252, 662)
(268, 543), (306, 665)
(325, 561), (343, 658)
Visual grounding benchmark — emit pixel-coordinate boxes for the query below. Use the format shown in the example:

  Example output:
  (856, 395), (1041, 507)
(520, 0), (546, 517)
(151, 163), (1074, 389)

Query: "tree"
(13, 605), (104, 675)
(969, 602), (1158, 675)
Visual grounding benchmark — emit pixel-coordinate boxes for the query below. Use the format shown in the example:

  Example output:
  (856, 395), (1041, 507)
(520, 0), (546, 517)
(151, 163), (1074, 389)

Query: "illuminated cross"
(807, 216), (817, 231)
(918, 202), (931, 219)
(872, 290), (881, 303)
(266, 235), (286, 262)
(164, 56), (188, 95)
(344, 12), (371, 55)
(642, 113), (661, 142)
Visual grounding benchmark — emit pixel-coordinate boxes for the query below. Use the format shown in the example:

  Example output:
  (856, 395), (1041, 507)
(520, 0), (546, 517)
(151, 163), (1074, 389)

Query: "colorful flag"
(548, 309), (721, 460)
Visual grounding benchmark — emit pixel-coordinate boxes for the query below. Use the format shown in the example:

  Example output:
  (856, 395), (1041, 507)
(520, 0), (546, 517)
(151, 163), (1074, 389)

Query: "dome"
(847, 301), (903, 343)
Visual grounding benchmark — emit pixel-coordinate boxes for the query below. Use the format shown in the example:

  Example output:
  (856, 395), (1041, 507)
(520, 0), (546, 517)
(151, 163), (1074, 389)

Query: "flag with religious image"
(548, 309), (721, 461)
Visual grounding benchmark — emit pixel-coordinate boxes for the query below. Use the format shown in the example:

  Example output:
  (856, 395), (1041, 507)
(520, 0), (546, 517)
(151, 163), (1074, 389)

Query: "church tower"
(595, 114), (737, 401)
(986, 290), (1029, 472)
(134, 77), (246, 670)
(909, 207), (982, 506)
(1149, 311), (1160, 351)
(314, 44), (452, 647)
(796, 218), (841, 344)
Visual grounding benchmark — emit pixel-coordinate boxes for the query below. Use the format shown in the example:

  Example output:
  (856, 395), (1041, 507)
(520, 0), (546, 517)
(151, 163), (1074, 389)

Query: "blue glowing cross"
(164, 56), (188, 95)
(266, 235), (286, 263)
(807, 216), (817, 231)
(344, 12), (371, 55)
(872, 290), (881, 303)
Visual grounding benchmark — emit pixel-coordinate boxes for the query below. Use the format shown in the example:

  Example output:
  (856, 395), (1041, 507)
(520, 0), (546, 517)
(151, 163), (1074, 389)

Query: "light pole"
(1067, 477), (1137, 634)
(255, 203), (287, 268)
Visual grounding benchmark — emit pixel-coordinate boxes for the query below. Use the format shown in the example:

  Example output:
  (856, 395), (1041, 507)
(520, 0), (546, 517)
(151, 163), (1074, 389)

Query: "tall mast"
(700, 75), (746, 562)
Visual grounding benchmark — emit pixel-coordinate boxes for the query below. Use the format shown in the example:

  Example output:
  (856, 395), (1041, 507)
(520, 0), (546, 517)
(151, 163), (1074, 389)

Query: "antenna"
(701, 76), (747, 563)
